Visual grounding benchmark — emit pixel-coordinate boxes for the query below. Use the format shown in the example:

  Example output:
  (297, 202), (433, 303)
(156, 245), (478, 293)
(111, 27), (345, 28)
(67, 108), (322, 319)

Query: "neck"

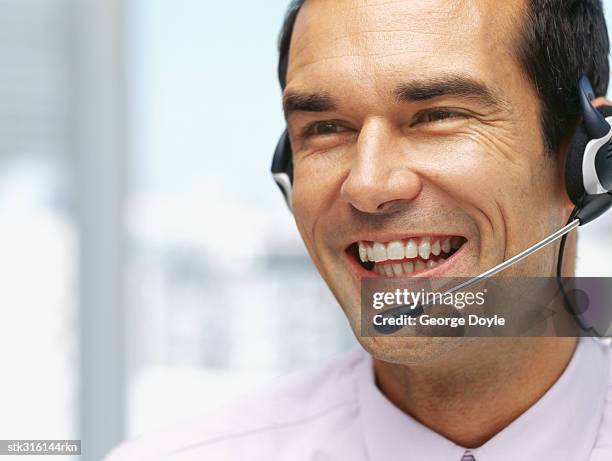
(373, 337), (578, 448)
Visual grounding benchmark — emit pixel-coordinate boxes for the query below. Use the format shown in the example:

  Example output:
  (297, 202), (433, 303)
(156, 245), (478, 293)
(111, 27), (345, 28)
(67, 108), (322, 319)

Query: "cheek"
(441, 130), (564, 270)
(291, 155), (347, 226)
(291, 163), (340, 263)
(291, 175), (321, 238)
(418, 137), (521, 213)
(413, 126), (557, 261)
(291, 186), (316, 255)
(429, 124), (550, 210)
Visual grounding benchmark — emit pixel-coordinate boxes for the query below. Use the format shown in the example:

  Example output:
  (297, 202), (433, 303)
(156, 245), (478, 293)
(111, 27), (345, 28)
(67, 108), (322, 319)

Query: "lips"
(348, 235), (466, 277)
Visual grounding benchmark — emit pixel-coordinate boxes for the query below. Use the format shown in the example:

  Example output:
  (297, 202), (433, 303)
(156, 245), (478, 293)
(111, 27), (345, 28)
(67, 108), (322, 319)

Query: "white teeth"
(359, 235), (462, 275)
(367, 245), (375, 262)
(358, 243), (369, 262)
(418, 237), (431, 260)
(373, 257), (445, 277)
(415, 260), (427, 272)
(441, 238), (451, 253)
(372, 242), (387, 262)
(405, 239), (418, 258)
(374, 261), (415, 277)
(387, 240), (404, 260)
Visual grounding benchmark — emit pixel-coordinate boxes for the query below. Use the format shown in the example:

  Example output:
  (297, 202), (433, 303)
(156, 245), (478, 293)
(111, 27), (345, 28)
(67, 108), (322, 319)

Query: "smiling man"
(106, 0), (612, 460)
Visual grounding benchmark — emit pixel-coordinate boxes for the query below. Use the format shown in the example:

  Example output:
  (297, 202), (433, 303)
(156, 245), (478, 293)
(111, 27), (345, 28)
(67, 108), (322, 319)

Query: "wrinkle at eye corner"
(461, 128), (526, 169)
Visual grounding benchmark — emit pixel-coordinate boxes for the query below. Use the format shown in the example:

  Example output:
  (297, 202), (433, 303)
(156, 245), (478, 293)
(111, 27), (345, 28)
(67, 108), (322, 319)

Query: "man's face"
(283, 0), (570, 363)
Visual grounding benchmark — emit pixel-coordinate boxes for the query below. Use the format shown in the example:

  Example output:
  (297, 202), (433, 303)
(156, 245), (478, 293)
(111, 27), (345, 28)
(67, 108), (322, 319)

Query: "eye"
(303, 121), (351, 137)
(411, 109), (467, 126)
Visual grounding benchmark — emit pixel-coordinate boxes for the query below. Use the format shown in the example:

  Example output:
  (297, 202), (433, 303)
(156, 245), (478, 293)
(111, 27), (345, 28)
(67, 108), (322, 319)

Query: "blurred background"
(0, 1), (610, 460)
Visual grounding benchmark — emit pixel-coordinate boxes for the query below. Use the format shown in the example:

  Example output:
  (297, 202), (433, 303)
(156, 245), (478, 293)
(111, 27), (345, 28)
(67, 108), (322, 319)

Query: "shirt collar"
(355, 338), (610, 461)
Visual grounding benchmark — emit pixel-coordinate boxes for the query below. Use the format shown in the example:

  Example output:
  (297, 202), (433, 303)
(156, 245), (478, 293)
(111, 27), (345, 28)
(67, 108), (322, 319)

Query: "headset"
(271, 75), (612, 333)
(271, 129), (293, 210)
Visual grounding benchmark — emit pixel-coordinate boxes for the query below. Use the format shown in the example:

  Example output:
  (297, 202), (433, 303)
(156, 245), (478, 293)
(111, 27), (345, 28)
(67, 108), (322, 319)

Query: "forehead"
(286, 0), (526, 98)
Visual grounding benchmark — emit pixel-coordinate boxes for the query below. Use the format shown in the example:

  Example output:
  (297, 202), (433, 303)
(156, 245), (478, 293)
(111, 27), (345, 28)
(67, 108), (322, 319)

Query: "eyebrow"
(394, 75), (504, 108)
(283, 92), (337, 118)
(282, 75), (504, 118)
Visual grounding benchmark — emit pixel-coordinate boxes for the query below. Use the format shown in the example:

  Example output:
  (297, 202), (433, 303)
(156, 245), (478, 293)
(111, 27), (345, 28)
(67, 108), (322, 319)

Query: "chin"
(355, 335), (475, 365)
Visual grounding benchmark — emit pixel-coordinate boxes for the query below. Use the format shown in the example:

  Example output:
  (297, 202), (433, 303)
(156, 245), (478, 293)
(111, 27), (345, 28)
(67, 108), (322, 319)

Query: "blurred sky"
(127, 0), (289, 210)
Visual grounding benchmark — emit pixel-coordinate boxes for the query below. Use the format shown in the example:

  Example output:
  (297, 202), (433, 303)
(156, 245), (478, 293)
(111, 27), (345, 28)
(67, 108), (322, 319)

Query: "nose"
(340, 119), (423, 214)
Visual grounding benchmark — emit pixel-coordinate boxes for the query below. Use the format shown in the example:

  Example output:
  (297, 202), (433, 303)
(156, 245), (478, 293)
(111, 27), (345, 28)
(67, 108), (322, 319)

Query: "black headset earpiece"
(565, 75), (612, 223)
(271, 129), (294, 209)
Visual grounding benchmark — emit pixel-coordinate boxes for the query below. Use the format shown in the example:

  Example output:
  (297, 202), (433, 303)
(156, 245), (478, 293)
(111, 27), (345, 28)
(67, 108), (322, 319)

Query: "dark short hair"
(277, 0), (610, 154)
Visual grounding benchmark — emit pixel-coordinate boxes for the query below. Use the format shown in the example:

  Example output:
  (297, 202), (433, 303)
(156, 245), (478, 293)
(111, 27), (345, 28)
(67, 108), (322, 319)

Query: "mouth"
(347, 235), (467, 277)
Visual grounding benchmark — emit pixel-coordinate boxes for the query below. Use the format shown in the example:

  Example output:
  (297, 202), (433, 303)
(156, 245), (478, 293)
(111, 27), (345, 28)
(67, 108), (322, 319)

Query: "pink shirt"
(106, 338), (612, 461)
